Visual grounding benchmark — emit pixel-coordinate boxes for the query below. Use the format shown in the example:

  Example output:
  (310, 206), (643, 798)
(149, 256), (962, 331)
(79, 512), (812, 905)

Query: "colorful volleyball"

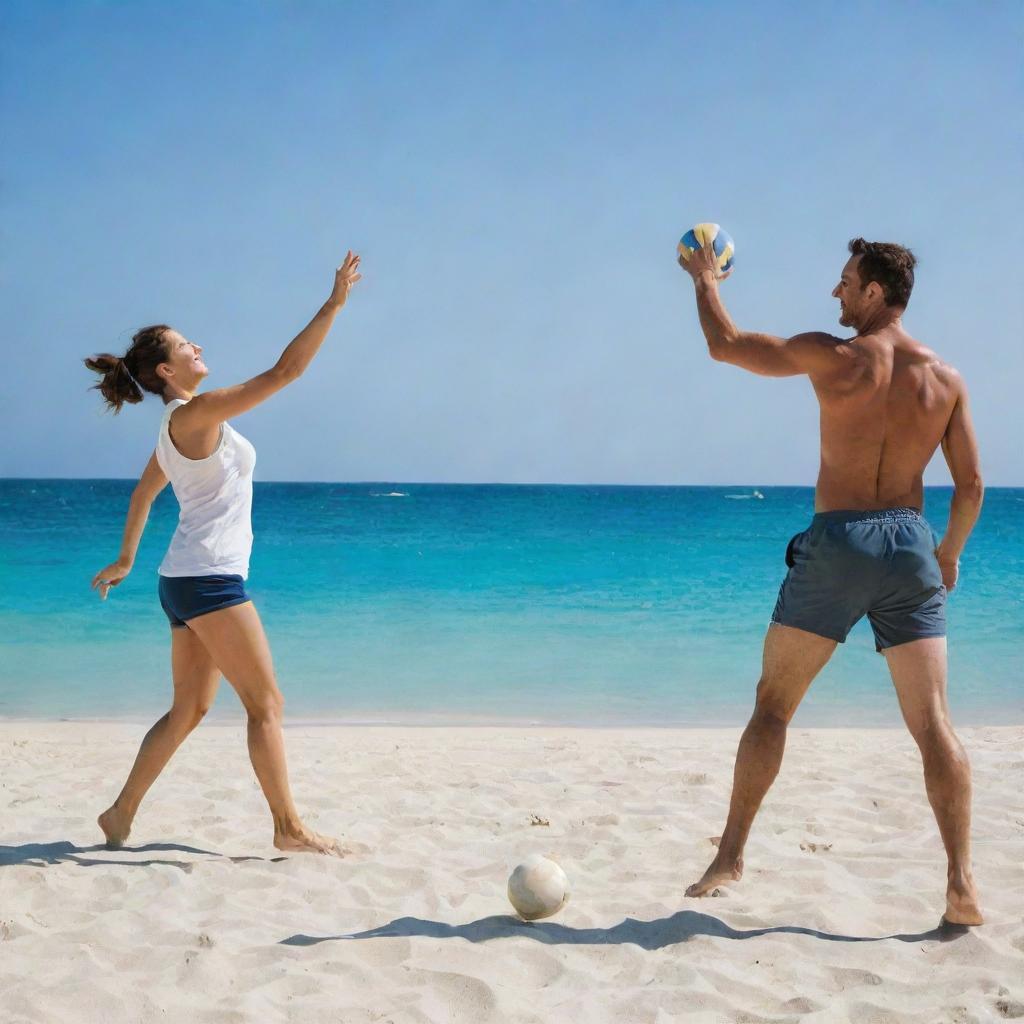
(677, 223), (735, 274)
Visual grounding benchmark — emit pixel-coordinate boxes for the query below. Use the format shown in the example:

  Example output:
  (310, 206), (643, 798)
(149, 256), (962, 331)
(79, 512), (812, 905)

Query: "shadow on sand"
(3, 845), (970, 950)
(0, 840), (284, 871)
(280, 911), (968, 951)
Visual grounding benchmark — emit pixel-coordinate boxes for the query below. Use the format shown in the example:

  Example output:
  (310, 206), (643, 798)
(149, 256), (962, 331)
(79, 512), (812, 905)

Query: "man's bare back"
(811, 325), (962, 513)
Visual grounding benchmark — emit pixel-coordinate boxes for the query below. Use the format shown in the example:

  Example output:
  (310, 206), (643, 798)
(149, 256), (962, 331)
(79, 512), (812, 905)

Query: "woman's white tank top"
(155, 398), (257, 578)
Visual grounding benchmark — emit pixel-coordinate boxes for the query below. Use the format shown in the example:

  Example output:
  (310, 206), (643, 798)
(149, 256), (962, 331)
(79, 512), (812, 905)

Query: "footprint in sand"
(830, 966), (884, 989)
(995, 987), (1024, 1019)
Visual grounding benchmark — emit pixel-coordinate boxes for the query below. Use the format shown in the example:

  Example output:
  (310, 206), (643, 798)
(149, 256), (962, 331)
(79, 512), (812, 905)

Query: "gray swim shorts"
(771, 507), (946, 651)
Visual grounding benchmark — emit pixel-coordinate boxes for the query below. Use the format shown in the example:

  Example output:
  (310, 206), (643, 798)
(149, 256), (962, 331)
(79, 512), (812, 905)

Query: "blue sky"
(2, 1), (1021, 484)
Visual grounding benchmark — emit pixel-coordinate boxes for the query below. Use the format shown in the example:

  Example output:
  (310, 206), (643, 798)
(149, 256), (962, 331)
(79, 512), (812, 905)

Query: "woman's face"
(159, 329), (208, 387)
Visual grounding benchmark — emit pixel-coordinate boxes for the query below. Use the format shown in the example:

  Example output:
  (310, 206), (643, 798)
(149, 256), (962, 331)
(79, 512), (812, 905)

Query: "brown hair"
(848, 238), (916, 309)
(84, 325), (172, 413)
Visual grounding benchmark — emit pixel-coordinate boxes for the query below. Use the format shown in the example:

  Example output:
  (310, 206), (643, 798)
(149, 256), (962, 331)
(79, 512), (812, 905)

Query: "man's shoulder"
(889, 336), (963, 386)
(790, 331), (851, 348)
(787, 331), (856, 375)
(786, 331), (851, 360)
(930, 359), (964, 389)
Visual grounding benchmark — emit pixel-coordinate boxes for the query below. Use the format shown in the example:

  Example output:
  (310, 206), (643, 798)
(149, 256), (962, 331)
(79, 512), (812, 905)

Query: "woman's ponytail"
(83, 354), (144, 413)
(84, 325), (172, 414)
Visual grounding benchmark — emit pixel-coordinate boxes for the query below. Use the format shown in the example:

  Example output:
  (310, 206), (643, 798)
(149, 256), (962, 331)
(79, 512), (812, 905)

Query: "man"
(678, 236), (984, 925)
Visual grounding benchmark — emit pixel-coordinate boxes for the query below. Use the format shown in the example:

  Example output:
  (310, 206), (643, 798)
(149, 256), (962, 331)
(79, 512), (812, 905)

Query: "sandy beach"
(1, 722), (1022, 1023)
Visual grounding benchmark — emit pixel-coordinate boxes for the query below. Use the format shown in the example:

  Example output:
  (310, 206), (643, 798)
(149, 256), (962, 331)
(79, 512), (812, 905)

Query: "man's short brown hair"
(848, 238), (916, 308)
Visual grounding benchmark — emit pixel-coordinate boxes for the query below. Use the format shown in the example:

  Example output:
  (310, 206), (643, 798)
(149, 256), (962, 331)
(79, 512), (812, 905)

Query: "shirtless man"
(678, 236), (984, 925)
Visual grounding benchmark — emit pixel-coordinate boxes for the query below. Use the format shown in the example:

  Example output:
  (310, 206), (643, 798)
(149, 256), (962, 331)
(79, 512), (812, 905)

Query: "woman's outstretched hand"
(328, 251), (362, 310)
(92, 559), (132, 600)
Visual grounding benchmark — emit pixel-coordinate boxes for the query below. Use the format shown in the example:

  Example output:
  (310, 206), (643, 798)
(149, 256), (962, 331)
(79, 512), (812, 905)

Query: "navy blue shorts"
(771, 508), (946, 651)
(158, 574), (250, 629)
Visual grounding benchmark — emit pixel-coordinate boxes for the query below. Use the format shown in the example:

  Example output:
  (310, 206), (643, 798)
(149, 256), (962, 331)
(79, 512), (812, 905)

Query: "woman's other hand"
(92, 559), (133, 600)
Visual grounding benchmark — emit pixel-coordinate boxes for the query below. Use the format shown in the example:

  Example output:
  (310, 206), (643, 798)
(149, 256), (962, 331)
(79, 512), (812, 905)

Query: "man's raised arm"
(679, 242), (844, 378)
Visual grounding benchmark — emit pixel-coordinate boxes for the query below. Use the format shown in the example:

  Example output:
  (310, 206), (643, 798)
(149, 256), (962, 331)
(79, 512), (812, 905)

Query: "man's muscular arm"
(691, 273), (843, 377)
(935, 374), (984, 591)
(678, 240), (844, 377)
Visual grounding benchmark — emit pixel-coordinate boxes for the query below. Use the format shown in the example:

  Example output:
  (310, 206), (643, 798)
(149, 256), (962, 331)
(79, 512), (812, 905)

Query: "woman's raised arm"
(178, 251), (361, 431)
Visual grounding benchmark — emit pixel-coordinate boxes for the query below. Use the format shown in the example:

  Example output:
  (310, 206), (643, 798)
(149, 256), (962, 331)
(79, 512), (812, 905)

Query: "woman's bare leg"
(183, 601), (341, 855)
(98, 627), (220, 848)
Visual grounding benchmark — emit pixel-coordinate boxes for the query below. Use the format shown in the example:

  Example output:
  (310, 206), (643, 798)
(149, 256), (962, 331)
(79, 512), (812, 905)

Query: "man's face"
(832, 256), (865, 328)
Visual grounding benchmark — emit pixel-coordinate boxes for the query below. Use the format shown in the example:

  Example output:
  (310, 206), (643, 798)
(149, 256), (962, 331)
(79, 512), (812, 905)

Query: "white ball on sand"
(507, 855), (570, 921)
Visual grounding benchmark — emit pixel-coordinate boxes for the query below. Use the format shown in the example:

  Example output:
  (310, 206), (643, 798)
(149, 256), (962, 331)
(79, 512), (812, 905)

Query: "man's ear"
(864, 280), (885, 305)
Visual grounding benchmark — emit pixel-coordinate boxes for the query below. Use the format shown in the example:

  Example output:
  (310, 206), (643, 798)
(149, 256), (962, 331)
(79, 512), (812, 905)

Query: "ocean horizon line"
(4, 477), (1023, 489)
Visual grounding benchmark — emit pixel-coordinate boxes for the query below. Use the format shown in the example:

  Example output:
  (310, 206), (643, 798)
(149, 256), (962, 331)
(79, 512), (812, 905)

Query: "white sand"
(1, 722), (1022, 1023)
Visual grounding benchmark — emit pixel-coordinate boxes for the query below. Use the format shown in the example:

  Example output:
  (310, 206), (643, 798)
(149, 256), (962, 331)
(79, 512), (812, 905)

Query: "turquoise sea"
(0, 481), (1020, 726)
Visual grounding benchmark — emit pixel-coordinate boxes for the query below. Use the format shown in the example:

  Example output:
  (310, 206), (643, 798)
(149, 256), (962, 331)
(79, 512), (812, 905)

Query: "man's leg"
(686, 623), (837, 897)
(883, 637), (983, 925)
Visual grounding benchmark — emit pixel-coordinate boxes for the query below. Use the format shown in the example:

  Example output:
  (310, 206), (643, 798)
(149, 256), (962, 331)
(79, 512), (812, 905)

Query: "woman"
(86, 250), (362, 855)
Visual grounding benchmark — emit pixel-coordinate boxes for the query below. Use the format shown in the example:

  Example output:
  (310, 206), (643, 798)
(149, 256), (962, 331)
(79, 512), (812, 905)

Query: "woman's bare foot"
(944, 873), (984, 926)
(97, 806), (132, 849)
(686, 855), (743, 897)
(274, 828), (345, 857)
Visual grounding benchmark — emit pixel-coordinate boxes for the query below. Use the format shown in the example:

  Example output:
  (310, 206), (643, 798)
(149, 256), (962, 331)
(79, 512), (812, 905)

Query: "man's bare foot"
(97, 806), (132, 849)
(686, 855), (743, 897)
(944, 873), (983, 926)
(274, 828), (345, 857)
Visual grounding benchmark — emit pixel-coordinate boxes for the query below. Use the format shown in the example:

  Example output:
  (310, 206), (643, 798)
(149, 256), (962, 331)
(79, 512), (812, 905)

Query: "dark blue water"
(1, 481), (1020, 725)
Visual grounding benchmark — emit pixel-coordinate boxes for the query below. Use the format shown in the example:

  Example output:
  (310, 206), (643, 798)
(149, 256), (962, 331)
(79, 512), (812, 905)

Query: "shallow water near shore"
(1, 481), (1020, 725)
